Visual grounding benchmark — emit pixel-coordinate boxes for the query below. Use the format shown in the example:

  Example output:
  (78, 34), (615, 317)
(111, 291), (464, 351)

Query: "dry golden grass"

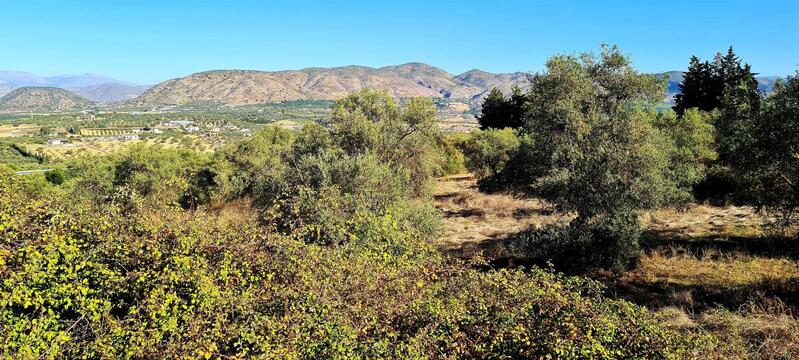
(433, 174), (566, 257)
(637, 248), (799, 289)
(434, 174), (799, 358)
(643, 204), (772, 239)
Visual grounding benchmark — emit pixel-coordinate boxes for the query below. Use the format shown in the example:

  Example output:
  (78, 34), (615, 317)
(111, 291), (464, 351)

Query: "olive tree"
(330, 89), (443, 194)
(512, 45), (702, 270)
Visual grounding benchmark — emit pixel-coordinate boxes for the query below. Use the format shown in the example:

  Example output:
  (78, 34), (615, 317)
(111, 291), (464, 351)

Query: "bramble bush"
(0, 166), (720, 358)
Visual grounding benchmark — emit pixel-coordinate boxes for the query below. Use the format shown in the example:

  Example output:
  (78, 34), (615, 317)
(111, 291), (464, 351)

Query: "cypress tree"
(478, 86), (527, 129)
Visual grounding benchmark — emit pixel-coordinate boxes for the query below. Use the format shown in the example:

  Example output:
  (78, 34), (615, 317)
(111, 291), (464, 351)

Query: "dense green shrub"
(737, 73), (799, 222)
(513, 212), (643, 271)
(61, 144), (212, 211)
(437, 133), (467, 175)
(44, 167), (66, 185)
(209, 123), (441, 245)
(458, 128), (520, 179)
(0, 171), (719, 358)
(653, 108), (718, 205)
(330, 89), (443, 195)
(210, 125), (294, 200)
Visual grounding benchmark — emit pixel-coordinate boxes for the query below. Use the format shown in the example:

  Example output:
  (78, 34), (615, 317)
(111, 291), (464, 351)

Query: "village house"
(162, 120), (194, 127)
(77, 113), (96, 121)
(46, 139), (68, 145)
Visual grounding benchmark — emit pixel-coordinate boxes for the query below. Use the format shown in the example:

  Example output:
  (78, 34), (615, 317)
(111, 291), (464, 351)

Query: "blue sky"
(1, 0), (797, 84)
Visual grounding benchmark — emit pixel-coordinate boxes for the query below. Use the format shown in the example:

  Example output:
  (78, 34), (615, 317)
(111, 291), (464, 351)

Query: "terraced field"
(21, 135), (221, 161)
(0, 124), (40, 138)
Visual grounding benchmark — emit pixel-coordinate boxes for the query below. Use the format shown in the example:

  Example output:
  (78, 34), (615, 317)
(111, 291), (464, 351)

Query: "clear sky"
(1, 0), (797, 84)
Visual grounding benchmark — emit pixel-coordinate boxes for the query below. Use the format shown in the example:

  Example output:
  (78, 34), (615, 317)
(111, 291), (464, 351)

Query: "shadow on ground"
(641, 229), (799, 260)
(445, 226), (799, 314)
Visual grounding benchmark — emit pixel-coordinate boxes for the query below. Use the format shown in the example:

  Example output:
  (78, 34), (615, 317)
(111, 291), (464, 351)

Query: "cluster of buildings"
(43, 116), (256, 147)
(159, 120), (249, 134)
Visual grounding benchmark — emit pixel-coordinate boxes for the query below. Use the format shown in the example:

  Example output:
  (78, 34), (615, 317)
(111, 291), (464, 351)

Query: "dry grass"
(433, 174), (799, 358)
(433, 174), (566, 257)
(637, 248), (799, 289)
(643, 204), (772, 239)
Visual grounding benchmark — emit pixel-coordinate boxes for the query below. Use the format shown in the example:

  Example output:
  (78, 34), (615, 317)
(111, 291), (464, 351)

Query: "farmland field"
(0, 124), (40, 138)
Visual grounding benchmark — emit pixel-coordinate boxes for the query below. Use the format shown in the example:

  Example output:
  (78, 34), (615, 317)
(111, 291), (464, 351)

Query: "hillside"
(133, 63), (530, 107)
(0, 86), (94, 112)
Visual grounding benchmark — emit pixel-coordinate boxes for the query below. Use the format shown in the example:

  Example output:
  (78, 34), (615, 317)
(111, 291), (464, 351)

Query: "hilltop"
(0, 86), (94, 112)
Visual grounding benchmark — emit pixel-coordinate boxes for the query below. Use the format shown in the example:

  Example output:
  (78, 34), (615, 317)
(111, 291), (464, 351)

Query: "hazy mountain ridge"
(0, 71), (150, 102)
(0, 86), (94, 112)
(72, 83), (153, 102)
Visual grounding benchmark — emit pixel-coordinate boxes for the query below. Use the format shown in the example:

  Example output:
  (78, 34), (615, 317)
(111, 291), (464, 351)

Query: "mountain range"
(133, 63), (530, 107)
(0, 65), (782, 113)
(0, 71), (150, 102)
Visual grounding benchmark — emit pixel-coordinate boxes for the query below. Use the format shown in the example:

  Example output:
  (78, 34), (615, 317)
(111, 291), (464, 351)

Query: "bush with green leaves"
(653, 108), (718, 204)
(59, 144), (213, 211)
(209, 123), (441, 245)
(330, 89), (443, 195)
(210, 125), (294, 200)
(437, 133), (467, 175)
(513, 213), (644, 272)
(458, 128), (521, 179)
(737, 73), (799, 223)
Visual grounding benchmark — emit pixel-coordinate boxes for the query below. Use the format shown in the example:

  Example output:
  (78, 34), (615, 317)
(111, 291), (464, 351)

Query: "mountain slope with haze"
(0, 71), (150, 102)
